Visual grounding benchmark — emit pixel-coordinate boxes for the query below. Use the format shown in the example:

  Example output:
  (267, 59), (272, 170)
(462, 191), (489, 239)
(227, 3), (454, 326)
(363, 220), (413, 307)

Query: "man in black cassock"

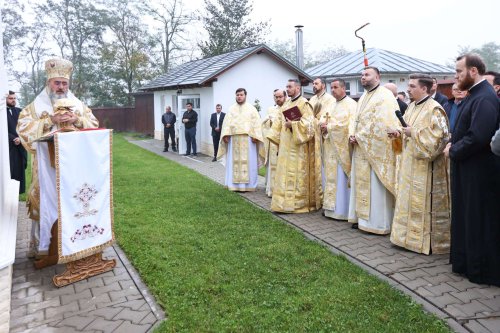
(444, 54), (500, 286)
(6, 91), (27, 194)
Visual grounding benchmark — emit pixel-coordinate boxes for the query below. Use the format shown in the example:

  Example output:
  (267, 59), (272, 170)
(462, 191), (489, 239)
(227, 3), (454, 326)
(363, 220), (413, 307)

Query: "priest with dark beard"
(444, 54), (500, 286)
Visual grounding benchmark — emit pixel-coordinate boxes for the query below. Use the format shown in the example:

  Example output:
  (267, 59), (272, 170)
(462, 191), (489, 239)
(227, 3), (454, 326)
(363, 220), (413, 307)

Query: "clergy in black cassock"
(6, 92), (27, 194)
(447, 55), (500, 286)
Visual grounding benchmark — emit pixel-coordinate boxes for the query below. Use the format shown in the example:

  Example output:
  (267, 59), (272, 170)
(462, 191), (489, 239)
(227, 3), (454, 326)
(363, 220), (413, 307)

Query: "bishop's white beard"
(49, 91), (68, 105)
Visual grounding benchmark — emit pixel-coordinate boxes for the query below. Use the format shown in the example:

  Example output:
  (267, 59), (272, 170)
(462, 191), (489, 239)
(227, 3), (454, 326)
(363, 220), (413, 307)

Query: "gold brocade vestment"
(218, 102), (264, 189)
(262, 106), (281, 196)
(17, 88), (99, 222)
(349, 86), (399, 233)
(390, 98), (451, 254)
(321, 96), (357, 212)
(267, 96), (322, 213)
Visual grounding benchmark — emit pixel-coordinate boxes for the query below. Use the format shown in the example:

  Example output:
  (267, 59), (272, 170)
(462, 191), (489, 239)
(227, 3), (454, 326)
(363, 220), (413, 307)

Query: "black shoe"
(192, 153), (197, 157)
(183, 153), (190, 156)
(163, 148), (168, 152)
(351, 223), (359, 229)
(173, 148), (177, 152)
(212, 157), (217, 162)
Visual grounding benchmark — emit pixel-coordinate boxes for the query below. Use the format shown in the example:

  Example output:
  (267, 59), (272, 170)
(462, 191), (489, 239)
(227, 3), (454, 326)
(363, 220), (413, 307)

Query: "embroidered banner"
(55, 129), (114, 263)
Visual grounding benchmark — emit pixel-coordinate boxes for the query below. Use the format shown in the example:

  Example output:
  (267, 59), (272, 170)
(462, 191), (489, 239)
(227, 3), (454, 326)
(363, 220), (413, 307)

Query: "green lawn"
(112, 133), (450, 332)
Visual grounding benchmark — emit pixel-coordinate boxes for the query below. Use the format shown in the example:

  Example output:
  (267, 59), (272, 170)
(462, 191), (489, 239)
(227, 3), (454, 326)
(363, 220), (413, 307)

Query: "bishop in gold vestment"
(17, 58), (99, 256)
(267, 79), (322, 213)
(390, 75), (450, 254)
(320, 79), (357, 220)
(348, 67), (400, 234)
(218, 88), (264, 192)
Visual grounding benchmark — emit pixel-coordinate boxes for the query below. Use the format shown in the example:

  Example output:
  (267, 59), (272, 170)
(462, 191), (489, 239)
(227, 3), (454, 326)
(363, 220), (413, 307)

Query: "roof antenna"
(355, 23), (370, 67)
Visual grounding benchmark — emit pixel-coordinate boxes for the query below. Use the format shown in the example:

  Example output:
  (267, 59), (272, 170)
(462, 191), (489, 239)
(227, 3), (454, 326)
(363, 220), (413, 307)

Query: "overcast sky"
(187, 0), (499, 66)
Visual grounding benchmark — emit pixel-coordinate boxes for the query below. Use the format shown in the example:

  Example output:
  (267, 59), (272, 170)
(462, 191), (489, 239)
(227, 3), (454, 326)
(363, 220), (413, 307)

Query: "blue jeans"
(185, 127), (197, 154)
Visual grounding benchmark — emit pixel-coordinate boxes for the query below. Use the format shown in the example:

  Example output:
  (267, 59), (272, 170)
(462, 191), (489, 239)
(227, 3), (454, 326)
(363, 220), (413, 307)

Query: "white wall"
(213, 52), (300, 121)
(153, 52), (303, 156)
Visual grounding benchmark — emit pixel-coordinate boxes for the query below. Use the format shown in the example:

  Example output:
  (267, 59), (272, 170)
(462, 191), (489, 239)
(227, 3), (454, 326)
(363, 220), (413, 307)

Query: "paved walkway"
(10, 204), (165, 332)
(131, 138), (500, 333)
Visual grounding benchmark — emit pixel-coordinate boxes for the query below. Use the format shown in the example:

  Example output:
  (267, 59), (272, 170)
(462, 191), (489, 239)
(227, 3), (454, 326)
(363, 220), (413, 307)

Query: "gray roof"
(307, 48), (454, 78)
(140, 44), (312, 91)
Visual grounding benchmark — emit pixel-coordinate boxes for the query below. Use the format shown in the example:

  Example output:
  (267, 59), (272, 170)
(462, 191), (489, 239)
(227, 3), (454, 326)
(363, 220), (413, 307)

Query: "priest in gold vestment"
(262, 89), (286, 197)
(267, 79), (322, 213)
(17, 58), (99, 257)
(218, 88), (264, 191)
(388, 74), (450, 254)
(348, 67), (400, 234)
(320, 79), (357, 220)
(309, 78), (335, 209)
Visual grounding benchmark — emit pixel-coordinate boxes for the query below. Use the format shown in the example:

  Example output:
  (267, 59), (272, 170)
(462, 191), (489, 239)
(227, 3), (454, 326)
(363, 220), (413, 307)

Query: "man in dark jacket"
(210, 104), (225, 161)
(444, 54), (500, 287)
(431, 77), (449, 108)
(161, 106), (177, 152)
(6, 91), (27, 194)
(182, 102), (198, 156)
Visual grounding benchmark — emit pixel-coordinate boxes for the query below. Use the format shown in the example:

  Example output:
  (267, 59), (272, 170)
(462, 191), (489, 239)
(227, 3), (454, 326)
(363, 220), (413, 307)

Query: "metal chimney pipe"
(295, 25), (304, 69)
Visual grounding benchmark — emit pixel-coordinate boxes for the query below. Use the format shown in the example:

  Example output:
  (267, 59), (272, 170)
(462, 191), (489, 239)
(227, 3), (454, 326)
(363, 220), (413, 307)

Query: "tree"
(97, 0), (156, 106)
(198, 0), (269, 57)
(2, 0), (27, 67)
(140, 0), (192, 73)
(14, 20), (50, 106)
(37, 0), (107, 100)
(268, 39), (348, 70)
(453, 42), (500, 72)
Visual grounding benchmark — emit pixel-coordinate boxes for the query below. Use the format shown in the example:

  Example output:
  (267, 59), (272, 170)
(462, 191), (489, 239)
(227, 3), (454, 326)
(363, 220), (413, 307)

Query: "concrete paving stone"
(478, 296), (500, 312)
(422, 282), (459, 297)
(112, 299), (146, 311)
(10, 310), (45, 328)
(108, 288), (141, 302)
(101, 272), (129, 286)
(27, 297), (61, 313)
(447, 278), (488, 292)
(10, 325), (28, 333)
(416, 286), (439, 298)
(402, 277), (432, 290)
(381, 260), (416, 272)
(32, 325), (81, 333)
(85, 306), (123, 320)
(476, 286), (500, 298)
(10, 304), (27, 318)
(12, 279), (42, 293)
(450, 289), (492, 303)
(84, 316), (124, 332)
(113, 307), (149, 324)
(81, 291), (112, 310)
(139, 312), (157, 325)
(452, 300), (494, 318)
(118, 278), (136, 290)
(113, 320), (152, 333)
(91, 281), (122, 296)
(422, 264), (453, 277)
(389, 272), (410, 282)
(477, 318), (500, 333)
(426, 293), (463, 308)
(11, 292), (43, 308)
(12, 274), (27, 284)
(401, 268), (438, 280)
(46, 300), (80, 319)
(27, 283), (53, 297)
(123, 295), (148, 305)
(61, 288), (92, 305)
(464, 320), (495, 333)
(423, 272), (459, 285)
(44, 284), (76, 299)
(74, 277), (105, 293)
(11, 287), (27, 300)
(56, 314), (96, 330)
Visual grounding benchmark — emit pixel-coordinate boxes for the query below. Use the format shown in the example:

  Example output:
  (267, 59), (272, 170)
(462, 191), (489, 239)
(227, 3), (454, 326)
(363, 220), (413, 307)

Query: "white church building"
(139, 44), (312, 156)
